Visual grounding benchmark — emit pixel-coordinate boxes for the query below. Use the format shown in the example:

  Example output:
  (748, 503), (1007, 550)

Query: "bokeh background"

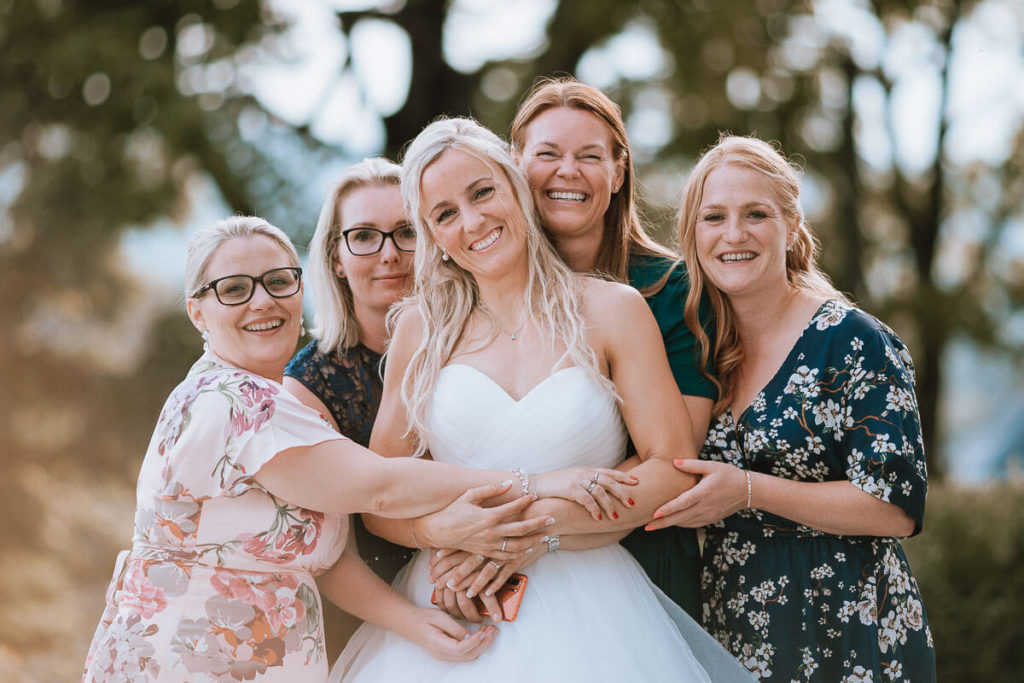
(2, 0), (1022, 680)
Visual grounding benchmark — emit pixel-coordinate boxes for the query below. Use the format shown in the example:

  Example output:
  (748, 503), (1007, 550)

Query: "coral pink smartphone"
(430, 572), (529, 622)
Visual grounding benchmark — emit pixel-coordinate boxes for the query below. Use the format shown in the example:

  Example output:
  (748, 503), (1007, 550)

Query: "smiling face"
(695, 162), (796, 301)
(335, 183), (414, 323)
(187, 235), (303, 381)
(517, 106), (625, 245)
(419, 148), (529, 283)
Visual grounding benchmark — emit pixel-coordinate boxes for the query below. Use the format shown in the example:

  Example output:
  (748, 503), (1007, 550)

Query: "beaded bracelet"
(511, 467), (535, 497)
(744, 470), (753, 509)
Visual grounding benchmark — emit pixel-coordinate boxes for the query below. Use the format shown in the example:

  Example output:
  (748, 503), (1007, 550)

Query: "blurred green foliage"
(904, 481), (1024, 681)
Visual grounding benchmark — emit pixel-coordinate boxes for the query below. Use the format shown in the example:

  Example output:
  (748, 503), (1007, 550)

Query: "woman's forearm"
(532, 457), (696, 535)
(318, 545), (418, 631)
(256, 439), (511, 518)
(751, 474), (916, 537)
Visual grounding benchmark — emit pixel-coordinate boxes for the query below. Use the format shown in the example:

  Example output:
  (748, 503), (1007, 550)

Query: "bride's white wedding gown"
(332, 364), (752, 682)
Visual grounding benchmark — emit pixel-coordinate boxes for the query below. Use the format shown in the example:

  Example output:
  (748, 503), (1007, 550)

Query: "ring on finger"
(474, 554), (485, 562)
(487, 560), (502, 571)
(500, 537), (509, 553)
(586, 473), (600, 494)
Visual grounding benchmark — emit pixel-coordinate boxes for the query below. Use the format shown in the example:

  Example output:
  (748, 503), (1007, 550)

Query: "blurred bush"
(904, 481), (1024, 682)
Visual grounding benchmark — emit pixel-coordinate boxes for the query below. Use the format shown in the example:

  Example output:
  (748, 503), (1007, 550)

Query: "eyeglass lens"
(214, 268), (301, 305)
(344, 226), (417, 255)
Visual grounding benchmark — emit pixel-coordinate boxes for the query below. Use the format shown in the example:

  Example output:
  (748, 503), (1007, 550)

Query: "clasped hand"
(644, 458), (748, 530)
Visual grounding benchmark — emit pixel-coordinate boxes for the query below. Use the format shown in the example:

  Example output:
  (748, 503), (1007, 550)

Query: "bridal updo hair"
(675, 134), (847, 414)
(398, 116), (609, 456)
(185, 216), (299, 300)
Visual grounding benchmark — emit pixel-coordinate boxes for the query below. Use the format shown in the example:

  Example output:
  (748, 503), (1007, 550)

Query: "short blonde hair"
(676, 134), (848, 414)
(185, 216), (299, 300)
(306, 157), (402, 353)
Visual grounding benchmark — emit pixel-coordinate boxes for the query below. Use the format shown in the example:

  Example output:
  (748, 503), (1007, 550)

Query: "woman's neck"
(476, 264), (531, 323)
(353, 302), (389, 355)
(551, 228), (603, 273)
(730, 284), (807, 351)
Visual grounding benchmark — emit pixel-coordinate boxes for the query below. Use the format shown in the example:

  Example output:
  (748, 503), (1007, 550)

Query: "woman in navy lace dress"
(284, 158), (419, 653)
(647, 136), (936, 681)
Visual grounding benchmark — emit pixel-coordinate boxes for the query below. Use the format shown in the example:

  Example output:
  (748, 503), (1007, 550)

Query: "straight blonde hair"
(306, 157), (402, 354)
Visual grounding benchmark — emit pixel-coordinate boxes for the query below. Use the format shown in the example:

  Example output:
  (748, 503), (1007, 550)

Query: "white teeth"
(244, 320), (283, 332)
(721, 252), (755, 262)
(470, 228), (501, 251)
(547, 191), (586, 202)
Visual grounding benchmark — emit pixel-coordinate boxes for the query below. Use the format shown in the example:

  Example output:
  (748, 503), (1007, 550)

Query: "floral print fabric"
(285, 341), (414, 582)
(84, 352), (348, 682)
(700, 301), (936, 682)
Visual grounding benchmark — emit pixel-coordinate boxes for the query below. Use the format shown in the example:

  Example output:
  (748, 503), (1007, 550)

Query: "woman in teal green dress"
(506, 76), (716, 617)
(647, 135), (935, 680)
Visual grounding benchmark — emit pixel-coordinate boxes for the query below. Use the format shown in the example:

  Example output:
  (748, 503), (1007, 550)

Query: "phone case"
(430, 572), (529, 622)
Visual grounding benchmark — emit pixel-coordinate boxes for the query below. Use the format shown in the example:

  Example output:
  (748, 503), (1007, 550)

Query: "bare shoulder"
(580, 276), (649, 324)
(388, 303), (426, 354)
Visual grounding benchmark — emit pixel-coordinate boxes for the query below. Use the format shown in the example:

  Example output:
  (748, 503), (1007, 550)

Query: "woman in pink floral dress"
(83, 216), (632, 682)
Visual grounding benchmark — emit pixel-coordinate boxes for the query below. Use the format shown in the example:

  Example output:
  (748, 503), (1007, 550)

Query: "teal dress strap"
(620, 254), (716, 617)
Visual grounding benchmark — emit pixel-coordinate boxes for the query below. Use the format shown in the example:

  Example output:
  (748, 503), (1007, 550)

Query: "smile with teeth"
(243, 319), (284, 332)
(720, 252), (756, 263)
(547, 191), (586, 202)
(470, 227), (502, 251)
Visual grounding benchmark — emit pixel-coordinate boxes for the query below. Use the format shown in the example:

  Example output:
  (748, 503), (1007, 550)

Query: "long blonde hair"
(676, 135), (849, 415)
(306, 157), (402, 354)
(509, 76), (675, 290)
(398, 117), (610, 456)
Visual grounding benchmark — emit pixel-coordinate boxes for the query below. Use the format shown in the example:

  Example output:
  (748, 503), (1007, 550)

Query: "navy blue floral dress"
(700, 300), (936, 682)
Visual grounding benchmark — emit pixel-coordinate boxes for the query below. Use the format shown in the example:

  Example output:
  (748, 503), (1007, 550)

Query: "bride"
(332, 118), (752, 681)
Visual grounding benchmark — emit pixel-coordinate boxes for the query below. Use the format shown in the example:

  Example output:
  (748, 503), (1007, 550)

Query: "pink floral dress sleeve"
(84, 352), (351, 682)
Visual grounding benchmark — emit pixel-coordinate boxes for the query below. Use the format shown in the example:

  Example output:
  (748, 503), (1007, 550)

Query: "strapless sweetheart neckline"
(440, 363), (585, 403)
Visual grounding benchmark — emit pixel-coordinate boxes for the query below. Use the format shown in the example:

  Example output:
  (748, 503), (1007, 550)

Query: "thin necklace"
(481, 306), (528, 341)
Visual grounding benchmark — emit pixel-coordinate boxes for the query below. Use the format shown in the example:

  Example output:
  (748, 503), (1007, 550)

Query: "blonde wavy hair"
(398, 116), (611, 456)
(676, 135), (849, 415)
(306, 157), (403, 354)
(509, 75), (675, 291)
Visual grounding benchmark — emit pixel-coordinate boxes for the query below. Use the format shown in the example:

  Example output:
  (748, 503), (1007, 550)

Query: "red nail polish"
(628, 498), (635, 506)
(613, 511), (620, 519)
(598, 513), (603, 521)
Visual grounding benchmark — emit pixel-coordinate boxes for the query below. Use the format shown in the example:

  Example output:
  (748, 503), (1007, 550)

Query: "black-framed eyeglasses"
(341, 225), (417, 256)
(195, 267), (303, 306)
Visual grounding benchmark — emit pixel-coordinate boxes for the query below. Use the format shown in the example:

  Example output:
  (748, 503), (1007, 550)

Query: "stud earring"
(441, 251), (449, 262)
(786, 243), (794, 252)
(612, 185), (620, 192)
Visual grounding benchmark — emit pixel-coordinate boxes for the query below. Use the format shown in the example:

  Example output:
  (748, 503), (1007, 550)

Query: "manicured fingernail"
(652, 510), (663, 519)
(464, 634), (471, 640)
(485, 589), (493, 597)
(598, 513), (603, 520)
(628, 498), (635, 506)
(630, 474), (639, 480)
(501, 479), (513, 487)
(466, 589), (475, 598)
(673, 459), (684, 465)
(525, 547), (534, 554)
(436, 550), (444, 557)
(644, 524), (655, 531)
(612, 511), (619, 520)
(446, 579), (456, 589)
(545, 517), (556, 526)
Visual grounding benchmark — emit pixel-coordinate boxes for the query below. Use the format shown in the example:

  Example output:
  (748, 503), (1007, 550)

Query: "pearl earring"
(441, 251), (449, 262)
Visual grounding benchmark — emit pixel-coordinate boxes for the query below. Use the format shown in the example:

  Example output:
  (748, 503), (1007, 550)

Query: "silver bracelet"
(546, 534), (560, 552)
(744, 470), (753, 509)
(409, 518), (424, 550)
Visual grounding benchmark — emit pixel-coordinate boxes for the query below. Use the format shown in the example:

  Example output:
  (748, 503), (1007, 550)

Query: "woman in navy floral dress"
(647, 135), (936, 681)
